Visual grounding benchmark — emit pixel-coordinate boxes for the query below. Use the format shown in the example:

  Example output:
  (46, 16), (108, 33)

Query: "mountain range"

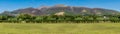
(1, 5), (120, 16)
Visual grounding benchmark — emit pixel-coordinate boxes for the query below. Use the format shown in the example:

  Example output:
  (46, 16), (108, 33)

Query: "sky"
(0, 0), (120, 13)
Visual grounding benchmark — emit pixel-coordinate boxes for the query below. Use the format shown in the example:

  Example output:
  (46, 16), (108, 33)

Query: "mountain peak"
(54, 4), (67, 7)
(2, 5), (120, 16)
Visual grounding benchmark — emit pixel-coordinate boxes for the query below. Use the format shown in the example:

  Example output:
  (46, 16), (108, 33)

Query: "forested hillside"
(0, 5), (120, 23)
(1, 5), (120, 16)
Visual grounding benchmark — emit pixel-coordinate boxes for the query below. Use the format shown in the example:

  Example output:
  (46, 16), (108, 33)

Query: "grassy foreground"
(0, 23), (120, 34)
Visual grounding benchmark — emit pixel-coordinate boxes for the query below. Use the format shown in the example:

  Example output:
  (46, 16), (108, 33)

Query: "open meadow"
(0, 22), (120, 34)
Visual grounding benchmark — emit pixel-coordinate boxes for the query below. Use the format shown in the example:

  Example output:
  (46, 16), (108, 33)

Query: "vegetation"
(1, 23), (120, 34)
(0, 13), (120, 23)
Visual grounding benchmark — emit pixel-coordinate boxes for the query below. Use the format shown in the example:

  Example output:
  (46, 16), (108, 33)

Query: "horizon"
(0, 0), (120, 13)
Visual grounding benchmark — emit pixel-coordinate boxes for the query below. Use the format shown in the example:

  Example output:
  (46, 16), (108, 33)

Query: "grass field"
(0, 23), (120, 34)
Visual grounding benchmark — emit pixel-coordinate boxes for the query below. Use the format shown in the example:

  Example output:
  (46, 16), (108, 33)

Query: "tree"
(16, 14), (33, 22)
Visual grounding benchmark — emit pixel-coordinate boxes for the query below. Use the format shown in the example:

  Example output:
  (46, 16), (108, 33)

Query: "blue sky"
(0, 0), (120, 13)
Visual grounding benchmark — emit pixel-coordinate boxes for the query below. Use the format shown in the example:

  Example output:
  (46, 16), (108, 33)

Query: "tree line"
(0, 14), (120, 23)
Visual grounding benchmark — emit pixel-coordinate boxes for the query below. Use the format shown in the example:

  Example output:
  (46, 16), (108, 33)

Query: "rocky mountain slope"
(1, 5), (120, 16)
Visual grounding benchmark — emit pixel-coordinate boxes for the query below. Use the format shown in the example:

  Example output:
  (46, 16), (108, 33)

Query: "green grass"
(0, 23), (120, 34)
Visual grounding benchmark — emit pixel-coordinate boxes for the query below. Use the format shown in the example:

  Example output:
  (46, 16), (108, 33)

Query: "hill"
(1, 5), (120, 16)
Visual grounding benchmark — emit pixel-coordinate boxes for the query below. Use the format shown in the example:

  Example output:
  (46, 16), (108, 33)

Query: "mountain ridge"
(1, 5), (120, 16)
